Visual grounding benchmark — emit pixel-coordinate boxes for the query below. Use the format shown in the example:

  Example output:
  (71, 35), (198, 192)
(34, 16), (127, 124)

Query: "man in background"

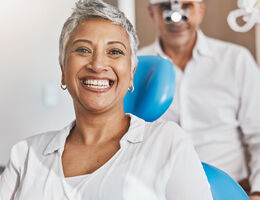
(138, 0), (260, 199)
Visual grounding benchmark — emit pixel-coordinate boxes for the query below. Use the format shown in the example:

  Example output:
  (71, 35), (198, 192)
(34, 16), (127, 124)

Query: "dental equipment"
(162, 0), (202, 23)
(163, 0), (187, 23)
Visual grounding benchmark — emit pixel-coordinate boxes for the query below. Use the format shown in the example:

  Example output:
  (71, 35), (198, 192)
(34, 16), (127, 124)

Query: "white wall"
(118, 0), (135, 26)
(0, 0), (76, 165)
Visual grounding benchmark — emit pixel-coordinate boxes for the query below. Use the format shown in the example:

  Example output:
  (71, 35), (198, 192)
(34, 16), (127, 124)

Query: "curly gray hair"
(59, 0), (139, 69)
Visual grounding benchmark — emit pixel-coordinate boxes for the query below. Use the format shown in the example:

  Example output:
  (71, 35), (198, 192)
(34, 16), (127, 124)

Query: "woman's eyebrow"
(72, 39), (127, 50)
(107, 41), (127, 50)
(72, 39), (92, 45)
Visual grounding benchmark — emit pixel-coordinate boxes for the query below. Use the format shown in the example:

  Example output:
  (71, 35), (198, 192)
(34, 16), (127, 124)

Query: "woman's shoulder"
(10, 122), (73, 161)
(145, 118), (187, 139)
(130, 115), (189, 147)
(10, 130), (59, 160)
(130, 115), (195, 167)
(22, 130), (61, 149)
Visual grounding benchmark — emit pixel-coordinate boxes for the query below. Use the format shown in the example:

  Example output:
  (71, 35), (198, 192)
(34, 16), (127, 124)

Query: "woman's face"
(61, 18), (133, 114)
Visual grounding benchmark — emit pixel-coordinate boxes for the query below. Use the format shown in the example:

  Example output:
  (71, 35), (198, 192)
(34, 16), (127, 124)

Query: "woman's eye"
(108, 49), (124, 56)
(75, 47), (91, 54)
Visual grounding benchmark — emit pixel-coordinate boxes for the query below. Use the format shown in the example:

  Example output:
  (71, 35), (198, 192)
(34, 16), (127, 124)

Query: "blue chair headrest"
(124, 56), (176, 122)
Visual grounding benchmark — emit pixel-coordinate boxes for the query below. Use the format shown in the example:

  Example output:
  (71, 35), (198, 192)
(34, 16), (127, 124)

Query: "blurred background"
(0, 0), (259, 166)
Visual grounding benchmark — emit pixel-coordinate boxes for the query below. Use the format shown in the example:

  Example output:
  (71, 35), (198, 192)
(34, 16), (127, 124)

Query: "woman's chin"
(74, 98), (115, 115)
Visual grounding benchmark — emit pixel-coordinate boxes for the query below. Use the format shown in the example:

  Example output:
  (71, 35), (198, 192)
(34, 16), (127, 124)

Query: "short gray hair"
(59, 0), (139, 69)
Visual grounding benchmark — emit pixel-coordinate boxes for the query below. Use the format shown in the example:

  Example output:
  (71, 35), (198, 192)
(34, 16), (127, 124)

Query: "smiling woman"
(61, 19), (133, 115)
(0, 0), (212, 199)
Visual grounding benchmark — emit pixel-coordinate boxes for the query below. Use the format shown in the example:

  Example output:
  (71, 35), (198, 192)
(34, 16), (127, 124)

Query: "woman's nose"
(87, 53), (108, 73)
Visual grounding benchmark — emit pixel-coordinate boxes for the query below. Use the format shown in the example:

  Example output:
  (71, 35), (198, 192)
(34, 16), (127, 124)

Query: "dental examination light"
(228, 0), (260, 32)
(162, 0), (202, 23)
(163, 0), (188, 23)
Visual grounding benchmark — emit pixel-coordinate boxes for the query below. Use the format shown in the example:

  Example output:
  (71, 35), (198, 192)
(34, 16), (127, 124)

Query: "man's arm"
(237, 48), (260, 197)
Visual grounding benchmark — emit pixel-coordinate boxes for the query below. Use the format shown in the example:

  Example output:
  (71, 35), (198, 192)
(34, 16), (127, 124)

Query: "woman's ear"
(131, 66), (136, 79)
(129, 66), (136, 87)
(60, 65), (66, 85)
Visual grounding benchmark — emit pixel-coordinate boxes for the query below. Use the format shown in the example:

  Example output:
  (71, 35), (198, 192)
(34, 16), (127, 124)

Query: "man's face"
(149, 1), (205, 49)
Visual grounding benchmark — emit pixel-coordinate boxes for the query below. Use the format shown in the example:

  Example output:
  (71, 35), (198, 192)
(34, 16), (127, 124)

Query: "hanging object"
(227, 0), (260, 32)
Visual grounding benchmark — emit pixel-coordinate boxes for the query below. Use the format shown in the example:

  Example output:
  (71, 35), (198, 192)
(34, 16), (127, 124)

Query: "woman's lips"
(79, 77), (114, 92)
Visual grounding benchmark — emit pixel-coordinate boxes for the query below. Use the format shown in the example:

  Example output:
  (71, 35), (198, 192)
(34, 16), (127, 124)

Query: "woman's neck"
(68, 106), (130, 146)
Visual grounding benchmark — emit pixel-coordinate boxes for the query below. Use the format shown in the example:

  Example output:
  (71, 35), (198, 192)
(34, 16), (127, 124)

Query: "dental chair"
(124, 55), (175, 122)
(124, 56), (249, 200)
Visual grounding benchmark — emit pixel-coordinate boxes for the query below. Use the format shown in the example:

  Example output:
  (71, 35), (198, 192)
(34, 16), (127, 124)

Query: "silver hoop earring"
(61, 84), (67, 90)
(128, 86), (134, 93)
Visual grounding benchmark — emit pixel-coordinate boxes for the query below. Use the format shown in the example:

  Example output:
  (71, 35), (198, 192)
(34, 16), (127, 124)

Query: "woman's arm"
(166, 136), (213, 200)
(0, 144), (21, 199)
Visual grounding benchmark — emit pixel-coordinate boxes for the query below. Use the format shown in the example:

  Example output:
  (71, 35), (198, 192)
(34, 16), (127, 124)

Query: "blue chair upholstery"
(202, 163), (249, 200)
(124, 55), (249, 200)
(124, 56), (176, 122)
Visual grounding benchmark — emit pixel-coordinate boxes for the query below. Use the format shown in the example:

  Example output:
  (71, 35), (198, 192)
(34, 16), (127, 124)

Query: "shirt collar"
(154, 29), (213, 60)
(43, 114), (145, 155)
(43, 121), (75, 155)
(193, 30), (213, 58)
(121, 114), (145, 144)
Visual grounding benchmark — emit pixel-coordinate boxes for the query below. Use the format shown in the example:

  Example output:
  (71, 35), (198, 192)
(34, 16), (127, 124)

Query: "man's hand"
(249, 194), (260, 200)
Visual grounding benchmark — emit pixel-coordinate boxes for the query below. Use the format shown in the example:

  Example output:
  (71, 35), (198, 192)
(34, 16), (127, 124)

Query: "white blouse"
(0, 114), (212, 200)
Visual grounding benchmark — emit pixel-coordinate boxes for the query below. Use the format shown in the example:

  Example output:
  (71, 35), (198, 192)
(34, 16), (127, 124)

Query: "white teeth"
(82, 79), (110, 89)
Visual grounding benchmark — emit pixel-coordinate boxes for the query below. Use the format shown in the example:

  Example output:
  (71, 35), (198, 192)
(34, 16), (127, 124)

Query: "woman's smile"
(79, 76), (115, 93)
